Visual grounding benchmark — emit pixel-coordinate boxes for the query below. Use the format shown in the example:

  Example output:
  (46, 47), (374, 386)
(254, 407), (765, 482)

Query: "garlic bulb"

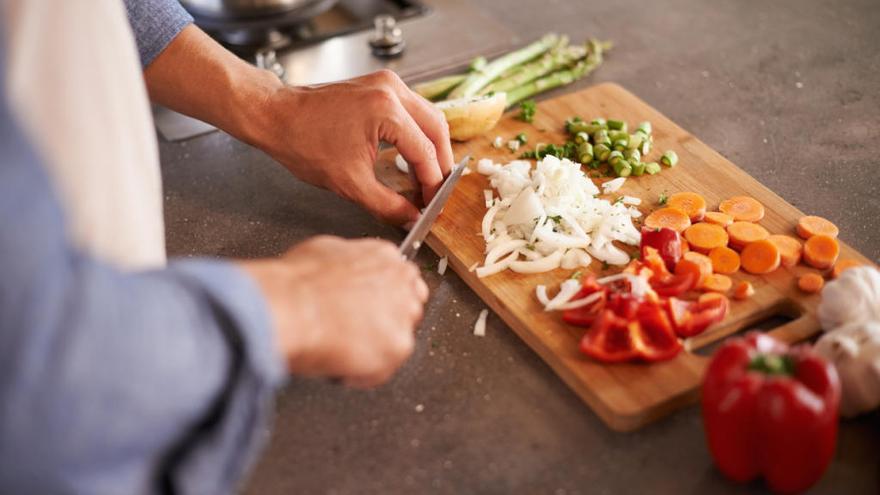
(814, 321), (880, 417)
(818, 267), (880, 332)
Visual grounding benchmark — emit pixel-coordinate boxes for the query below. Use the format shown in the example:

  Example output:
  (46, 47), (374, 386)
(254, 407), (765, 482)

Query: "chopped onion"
(510, 249), (563, 274)
(602, 177), (626, 194)
(476, 250), (519, 278)
(554, 291), (603, 311)
(485, 239), (527, 265)
(437, 256), (448, 275)
(621, 195), (641, 206)
(483, 190), (494, 208)
(475, 156), (641, 276)
(473, 309), (489, 337)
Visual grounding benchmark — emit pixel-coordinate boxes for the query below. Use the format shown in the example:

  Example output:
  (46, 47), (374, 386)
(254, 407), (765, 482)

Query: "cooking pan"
(179, 0), (339, 29)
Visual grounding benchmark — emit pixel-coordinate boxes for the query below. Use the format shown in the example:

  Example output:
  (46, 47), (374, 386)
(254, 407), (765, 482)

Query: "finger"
(350, 174), (421, 227)
(379, 100), (445, 204)
(396, 86), (454, 181)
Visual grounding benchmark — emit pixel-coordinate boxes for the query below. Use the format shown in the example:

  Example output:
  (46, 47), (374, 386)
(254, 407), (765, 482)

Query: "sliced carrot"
(701, 273), (733, 293)
(644, 207), (692, 233)
(684, 223), (729, 253)
(803, 234), (840, 270)
(727, 222), (770, 250)
(678, 251), (714, 286)
(704, 212), (734, 227)
(767, 234), (803, 268)
(719, 196), (765, 222)
(797, 215), (839, 239)
(798, 272), (825, 294)
(832, 259), (862, 278)
(708, 246), (741, 274)
(740, 239), (781, 274)
(733, 281), (755, 300)
(668, 192), (707, 222)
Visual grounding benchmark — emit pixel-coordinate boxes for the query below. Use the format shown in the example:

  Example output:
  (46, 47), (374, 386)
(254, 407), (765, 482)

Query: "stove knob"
(369, 14), (406, 58)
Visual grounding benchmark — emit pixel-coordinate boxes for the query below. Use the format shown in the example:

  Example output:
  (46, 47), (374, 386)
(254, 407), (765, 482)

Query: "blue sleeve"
(123, 0), (194, 67)
(0, 42), (285, 494)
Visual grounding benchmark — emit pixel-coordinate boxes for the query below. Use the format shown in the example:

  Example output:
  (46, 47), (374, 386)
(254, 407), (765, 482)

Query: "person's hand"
(238, 236), (427, 387)
(253, 70), (454, 226)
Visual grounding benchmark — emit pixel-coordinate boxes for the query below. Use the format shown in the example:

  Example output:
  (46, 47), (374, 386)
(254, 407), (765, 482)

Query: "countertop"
(158, 0), (880, 493)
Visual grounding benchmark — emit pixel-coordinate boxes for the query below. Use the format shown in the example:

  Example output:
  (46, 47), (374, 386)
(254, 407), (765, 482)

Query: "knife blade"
(399, 155), (470, 260)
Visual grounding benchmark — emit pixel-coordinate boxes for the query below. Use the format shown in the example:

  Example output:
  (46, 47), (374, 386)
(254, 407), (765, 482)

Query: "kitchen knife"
(399, 155), (470, 260)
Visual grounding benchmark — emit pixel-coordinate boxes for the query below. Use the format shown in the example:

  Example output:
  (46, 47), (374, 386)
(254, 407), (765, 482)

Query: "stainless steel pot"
(179, 0), (338, 21)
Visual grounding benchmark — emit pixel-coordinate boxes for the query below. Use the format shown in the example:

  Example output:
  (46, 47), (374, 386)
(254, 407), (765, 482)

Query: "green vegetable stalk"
(449, 34), (560, 99)
(482, 39), (587, 94)
(412, 74), (467, 101)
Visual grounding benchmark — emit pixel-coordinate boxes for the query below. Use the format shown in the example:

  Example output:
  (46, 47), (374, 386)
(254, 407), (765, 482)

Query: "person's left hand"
(250, 70), (454, 227)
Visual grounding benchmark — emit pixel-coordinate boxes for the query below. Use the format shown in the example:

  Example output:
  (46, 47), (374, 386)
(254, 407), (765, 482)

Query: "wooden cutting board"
(375, 83), (873, 432)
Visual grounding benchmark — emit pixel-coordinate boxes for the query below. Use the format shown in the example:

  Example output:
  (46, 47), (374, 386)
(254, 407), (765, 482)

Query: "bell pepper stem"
(748, 354), (795, 376)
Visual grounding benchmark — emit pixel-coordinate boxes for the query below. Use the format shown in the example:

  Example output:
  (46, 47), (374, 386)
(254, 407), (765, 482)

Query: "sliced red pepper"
(562, 276), (607, 328)
(702, 333), (841, 494)
(633, 301), (683, 361)
(641, 227), (682, 272)
(666, 294), (730, 338)
(579, 310), (638, 362)
(651, 271), (697, 298)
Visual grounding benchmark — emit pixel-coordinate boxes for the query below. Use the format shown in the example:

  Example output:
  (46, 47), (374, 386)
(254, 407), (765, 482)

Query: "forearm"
(143, 24), (282, 147)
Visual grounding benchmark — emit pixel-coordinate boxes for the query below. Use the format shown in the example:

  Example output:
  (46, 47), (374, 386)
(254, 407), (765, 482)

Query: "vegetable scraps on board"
(702, 332), (840, 494)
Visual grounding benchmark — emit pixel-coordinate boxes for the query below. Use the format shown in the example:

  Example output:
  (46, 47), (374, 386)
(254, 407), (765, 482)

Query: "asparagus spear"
(481, 39), (585, 94)
(449, 34), (560, 99)
(412, 74), (467, 101)
(505, 39), (611, 107)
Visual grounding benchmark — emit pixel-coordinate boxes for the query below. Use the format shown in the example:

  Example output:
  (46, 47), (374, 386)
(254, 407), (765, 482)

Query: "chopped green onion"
(574, 131), (590, 144)
(612, 139), (628, 151)
(624, 148), (641, 163)
(592, 129), (611, 146)
(607, 119), (627, 132)
(516, 132), (528, 144)
(591, 118), (607, 127)
(637, 121), (652, 135)
(518, 99), (537, 123)
(660, 150), (679, 167)
(593, 143), (612, 162)
(612, 159), (632, 177)
(577, 142), (594, 163)
(627, 132), (644, 150)
(631, 161), (647, 176)
(658, 192), (669, 205)
(645, 162), (662, 175)
(608, 150), (625, 166)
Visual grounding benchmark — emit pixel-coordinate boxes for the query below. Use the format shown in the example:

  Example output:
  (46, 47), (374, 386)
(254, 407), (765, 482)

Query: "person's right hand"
(238, 236), (427, 387)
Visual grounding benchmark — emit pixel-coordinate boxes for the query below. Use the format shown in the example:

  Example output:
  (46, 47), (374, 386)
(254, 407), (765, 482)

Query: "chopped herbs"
(518, 99), (537, 123)
(658, 192), (669, 205)
(516, 132), (528, 144)
(570, 270), (583, 280)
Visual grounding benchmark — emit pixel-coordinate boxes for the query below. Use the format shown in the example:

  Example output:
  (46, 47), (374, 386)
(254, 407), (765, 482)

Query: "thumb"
(352, 176), (421, 227)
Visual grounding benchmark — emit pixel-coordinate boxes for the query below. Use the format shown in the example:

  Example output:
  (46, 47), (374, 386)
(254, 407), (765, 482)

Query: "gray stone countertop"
(158, 0), (879, 493)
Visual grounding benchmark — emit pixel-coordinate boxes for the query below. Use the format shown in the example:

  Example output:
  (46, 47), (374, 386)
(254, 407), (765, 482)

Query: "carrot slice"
(740, 239), (781, 274)
(797, 215), (839, 239)
(677, 251), (714, 286)
(733, 281), (755, 300)
(668, 192), (707, 222)
(719, 196), (765, 222)
(644, 207), (692, 233)
(681, 238), (690, 254)
(684, 223), (729, 253)
(708, 246), (741, 274)
(766, 235), (803, 268)
(727, 222), (770, 250)
(832, 259), (862, 278)
(803, 234), (840, 270)
(798, 273), (825, 293)
(704, 212), (733, 227)
(701, 273), (733, 293)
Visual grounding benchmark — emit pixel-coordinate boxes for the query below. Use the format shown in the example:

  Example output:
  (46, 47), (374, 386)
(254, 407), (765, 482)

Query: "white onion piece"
(535, 285), (552, 307)
(554, 291), (604, 311)
(477, 158), (498, 175)
(504, 188), (545, 226)
(561, 248), (591, 269)
(473, 309), (489, 337)
(629, 207), (643, 218)
(395, 154), (409, 174)
(587, 243), (631, 266)
(621, 196), (641, 206)
(544, 279), (582, 310)
(481, 204), (502, 242)
(602, 177), (626, 194)
(484, 239), (527, 266)
(510, 249), (563, 274)
(483, 190), (494, 208)
(476, 250), (519, 278)
(437, 256), (448, 275)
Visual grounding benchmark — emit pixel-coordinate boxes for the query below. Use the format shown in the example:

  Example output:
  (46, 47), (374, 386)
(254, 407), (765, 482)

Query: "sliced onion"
(553, 291), (603, 311)
(602, 177), (626, 194)
(437, 256), (448, 275)
(473, 309), (489, 337)
(484, 190), (494, 208)
(535, 285), (552, 307)
(481, 204), (502, 242)
(476, 250), (519, 278)
(509, 249), (563, 274)
(485, 239), (527, 265)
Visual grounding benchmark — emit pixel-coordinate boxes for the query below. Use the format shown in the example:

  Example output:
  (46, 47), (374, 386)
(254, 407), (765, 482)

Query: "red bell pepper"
(642, 246), (696, 297)
(666, 294), (729, 338)
(640, 227), (682, 272)
(579, 301), (682, 363)
(562, 276), (606, 327)
(702, 333), (841, 494)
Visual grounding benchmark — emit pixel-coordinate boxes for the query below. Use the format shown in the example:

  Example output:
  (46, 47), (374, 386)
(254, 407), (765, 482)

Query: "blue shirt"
(0, 2), (286, 494)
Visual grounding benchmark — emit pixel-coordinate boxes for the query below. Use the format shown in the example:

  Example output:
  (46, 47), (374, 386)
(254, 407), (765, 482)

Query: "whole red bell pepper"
(701, 333), (841, 494)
